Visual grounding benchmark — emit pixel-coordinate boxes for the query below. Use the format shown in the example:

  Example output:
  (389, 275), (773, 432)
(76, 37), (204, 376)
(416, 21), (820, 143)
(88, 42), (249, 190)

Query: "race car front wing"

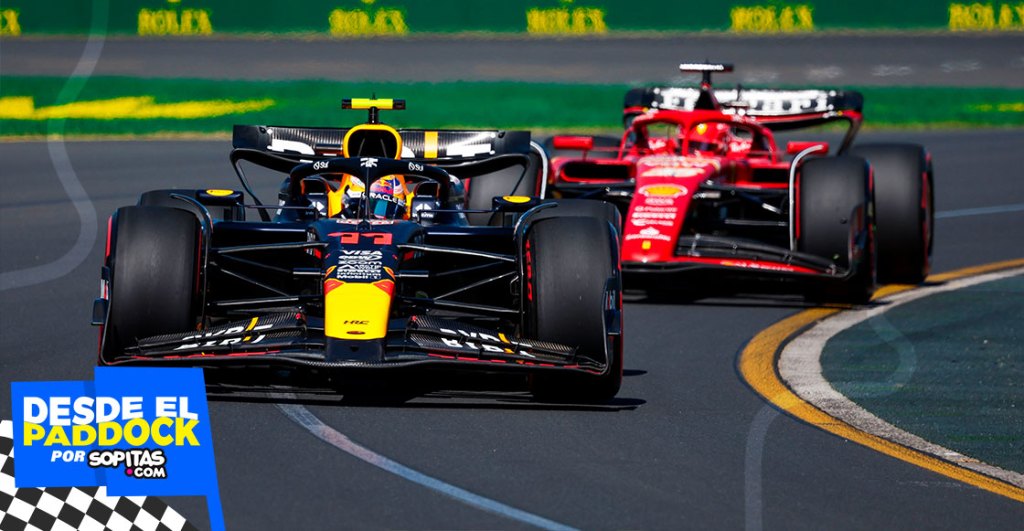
(623, 233), (862, 279)
(108, 312), (609, 376)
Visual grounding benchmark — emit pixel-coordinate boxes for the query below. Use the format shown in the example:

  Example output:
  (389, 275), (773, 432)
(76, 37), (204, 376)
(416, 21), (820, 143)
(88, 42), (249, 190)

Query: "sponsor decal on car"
(173, 318), (276, 351)
(331, 218), (398, 225)
(634, 205), (678, 213)
(631, 210), (677, 221)
(639, 195), (678, 206)
(629, 201), (680, 228)
(720, 259), (799, 272)
(629, 219), (675, 228)
(638, 183), (689, 198)
(335, 249), (385, 281)
(641, 167), (706, 177)
(624, 226), (673, 242)
(640, 156), (721, 170)
(435, 327), (536, 357)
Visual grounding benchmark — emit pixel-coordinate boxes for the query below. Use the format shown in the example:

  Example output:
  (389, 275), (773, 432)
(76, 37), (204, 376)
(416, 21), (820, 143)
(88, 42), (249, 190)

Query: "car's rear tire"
(524, 216), (622, 401)
(797, 156), (875, 304)
(851, 143), (933, 284)
(102, 206), (200, 361)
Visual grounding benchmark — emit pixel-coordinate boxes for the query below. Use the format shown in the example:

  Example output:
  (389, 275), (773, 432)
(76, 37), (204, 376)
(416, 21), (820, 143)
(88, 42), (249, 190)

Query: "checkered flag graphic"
(0, 420), (198, 531)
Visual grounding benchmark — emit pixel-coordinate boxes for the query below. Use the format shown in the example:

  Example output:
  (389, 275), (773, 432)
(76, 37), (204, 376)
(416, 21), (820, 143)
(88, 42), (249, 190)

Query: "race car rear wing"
(624, 87), (862, 123)
(624, 86), (863, 152)
(231, 125), (537, 220)
(233, 125), (532, 162)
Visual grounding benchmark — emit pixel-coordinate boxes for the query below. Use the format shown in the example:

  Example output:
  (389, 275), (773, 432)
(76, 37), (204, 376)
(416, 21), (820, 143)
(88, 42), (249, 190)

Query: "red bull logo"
(368, 176), (407, 219)
(371, 176), (397, 196)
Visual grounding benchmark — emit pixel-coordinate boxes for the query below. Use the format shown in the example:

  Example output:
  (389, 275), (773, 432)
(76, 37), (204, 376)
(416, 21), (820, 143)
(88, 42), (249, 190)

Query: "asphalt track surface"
(3, 33), (1024, 530)
(1, 128), (1023, 529)
(4, 34), (1024, 86)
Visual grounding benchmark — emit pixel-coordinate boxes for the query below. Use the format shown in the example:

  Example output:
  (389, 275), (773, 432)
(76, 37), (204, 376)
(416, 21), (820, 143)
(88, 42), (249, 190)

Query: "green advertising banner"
(1, 1), (1022, 37)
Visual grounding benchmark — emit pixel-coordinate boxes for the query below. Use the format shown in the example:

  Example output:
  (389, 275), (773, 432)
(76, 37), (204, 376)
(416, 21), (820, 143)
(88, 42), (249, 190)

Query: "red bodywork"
(548, 89), (865, 278)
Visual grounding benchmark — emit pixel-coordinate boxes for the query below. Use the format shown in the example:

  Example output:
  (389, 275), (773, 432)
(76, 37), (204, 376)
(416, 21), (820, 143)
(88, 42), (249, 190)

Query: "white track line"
(743, 405), (778, 531)
(274, 396), (576, 531)
(779, 266), (1024, 488)
(0, 4), (106, 292)
(936, 203), (1024, 219)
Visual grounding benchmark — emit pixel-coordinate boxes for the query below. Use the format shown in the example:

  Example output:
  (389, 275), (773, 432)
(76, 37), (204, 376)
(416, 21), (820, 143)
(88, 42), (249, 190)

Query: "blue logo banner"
(10, 379), (100, 488)
(11, 367), (224, 531)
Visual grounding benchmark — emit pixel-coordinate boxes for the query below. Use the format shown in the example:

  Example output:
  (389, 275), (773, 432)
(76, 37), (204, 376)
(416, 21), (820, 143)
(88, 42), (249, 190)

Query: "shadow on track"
(624, 276), (945, 309)
(205, 372), (645, 412)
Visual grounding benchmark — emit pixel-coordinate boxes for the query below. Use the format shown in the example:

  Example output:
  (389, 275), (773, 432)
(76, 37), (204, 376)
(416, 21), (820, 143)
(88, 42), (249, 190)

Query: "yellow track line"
(738, 257), (1024, 503)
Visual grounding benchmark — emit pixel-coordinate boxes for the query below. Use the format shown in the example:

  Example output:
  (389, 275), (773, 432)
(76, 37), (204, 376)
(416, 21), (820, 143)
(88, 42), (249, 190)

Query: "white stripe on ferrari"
(274, 397), (576, 531)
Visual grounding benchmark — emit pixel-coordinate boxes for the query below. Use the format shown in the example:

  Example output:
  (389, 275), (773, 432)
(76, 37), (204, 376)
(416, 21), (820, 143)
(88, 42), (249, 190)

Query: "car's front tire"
(101, 206), (200, 362)
(524, 216), (622, 401)
(797, 156), (876, 304)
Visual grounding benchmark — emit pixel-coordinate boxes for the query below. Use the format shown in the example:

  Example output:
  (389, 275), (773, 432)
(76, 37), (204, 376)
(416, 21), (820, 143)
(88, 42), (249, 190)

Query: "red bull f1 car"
(546, 63), (933, 302)
(92, 99), (623, 401)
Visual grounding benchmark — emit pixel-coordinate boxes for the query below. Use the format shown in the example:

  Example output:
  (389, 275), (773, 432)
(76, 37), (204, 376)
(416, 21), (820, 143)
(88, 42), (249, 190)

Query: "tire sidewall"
(102, 206), (200, 361)
(851, 143), (932, 284)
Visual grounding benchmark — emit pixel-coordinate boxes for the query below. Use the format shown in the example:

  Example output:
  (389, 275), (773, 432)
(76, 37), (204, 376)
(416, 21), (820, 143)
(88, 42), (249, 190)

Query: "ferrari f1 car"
(92, 98), (623, 400)
(546, 63), (934, 302)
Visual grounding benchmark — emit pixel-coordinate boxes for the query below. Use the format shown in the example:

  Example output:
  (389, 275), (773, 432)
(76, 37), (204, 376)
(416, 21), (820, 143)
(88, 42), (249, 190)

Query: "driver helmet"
(368, 175), (408, 219)
(686, 122), (731, 156)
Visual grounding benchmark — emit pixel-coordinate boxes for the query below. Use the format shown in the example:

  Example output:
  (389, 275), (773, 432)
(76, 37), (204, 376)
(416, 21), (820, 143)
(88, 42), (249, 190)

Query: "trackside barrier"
(2, 1), (1023, 36)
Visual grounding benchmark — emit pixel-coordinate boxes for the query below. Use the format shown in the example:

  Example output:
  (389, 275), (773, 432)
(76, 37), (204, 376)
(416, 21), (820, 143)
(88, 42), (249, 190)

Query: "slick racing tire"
(525, 216), (622, 401)
(139, 189), (195, 207)
(528, 198), (622, 232)
(139, 189), (207, 220)
(851, 143), (933, 284)
(797, 156), (875, 304)
(102, 206), (200, 362)
(140, 189), (247, 222)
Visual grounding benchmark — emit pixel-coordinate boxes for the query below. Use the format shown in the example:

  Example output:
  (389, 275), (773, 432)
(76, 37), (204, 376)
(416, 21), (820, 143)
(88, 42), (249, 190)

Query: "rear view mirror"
(552, 135), (595, 151)
(786, 141), (829, 155)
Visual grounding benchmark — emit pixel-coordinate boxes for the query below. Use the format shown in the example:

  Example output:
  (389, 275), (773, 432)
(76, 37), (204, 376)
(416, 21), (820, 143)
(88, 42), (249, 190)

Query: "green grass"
(1, 76), (1022, 138)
